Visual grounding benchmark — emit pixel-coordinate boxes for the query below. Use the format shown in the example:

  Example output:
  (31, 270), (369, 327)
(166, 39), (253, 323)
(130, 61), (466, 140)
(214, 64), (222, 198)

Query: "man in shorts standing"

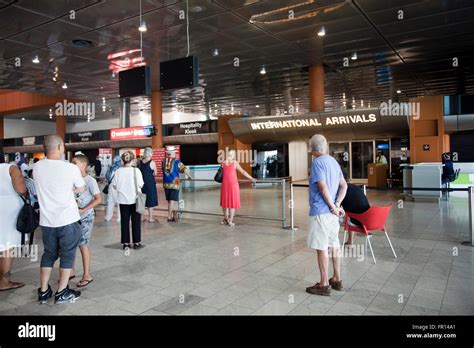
(306, 134), (347, 296)
(34, 135), (85, 304)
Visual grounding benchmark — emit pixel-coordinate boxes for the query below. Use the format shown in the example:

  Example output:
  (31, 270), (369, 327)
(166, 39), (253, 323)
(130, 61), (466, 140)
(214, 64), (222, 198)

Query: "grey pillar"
(120, 98), (130, 128)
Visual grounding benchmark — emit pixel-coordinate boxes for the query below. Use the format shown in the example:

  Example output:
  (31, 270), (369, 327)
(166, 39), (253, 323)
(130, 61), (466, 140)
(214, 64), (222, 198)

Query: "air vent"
(71, 39), (94, 48)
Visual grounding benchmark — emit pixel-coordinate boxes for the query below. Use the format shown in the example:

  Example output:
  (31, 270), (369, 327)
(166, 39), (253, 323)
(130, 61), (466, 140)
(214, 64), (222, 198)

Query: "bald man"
(34, 135), (85, 304)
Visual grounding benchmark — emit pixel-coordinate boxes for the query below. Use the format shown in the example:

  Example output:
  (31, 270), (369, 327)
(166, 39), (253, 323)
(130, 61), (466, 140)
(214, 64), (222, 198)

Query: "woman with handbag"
(0, 154), (26, 291)
(104, 155), (122, 222)
(111, 152), (145, 250)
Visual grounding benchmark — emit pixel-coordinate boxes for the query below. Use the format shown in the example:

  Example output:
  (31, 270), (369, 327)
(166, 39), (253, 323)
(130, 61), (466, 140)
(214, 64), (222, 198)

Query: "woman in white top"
(112, 151), (144, 250)
(0, 155), (26, 291)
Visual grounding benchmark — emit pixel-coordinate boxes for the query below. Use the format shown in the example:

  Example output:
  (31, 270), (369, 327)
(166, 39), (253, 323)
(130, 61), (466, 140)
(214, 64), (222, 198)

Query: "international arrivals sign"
(249, 113), (377, 130)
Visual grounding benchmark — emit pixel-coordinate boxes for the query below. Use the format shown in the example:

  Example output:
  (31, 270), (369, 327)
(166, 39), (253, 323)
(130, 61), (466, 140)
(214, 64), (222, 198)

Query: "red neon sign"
(110, 126), (148, 141)
(107, 49), (147, 74)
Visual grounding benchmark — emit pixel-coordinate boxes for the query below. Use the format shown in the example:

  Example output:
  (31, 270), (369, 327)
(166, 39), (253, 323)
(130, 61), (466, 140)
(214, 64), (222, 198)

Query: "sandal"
(220, 218), (228, 225)
(77, 279), (93, 288)
(0, 281), (25, 291)
(227, 221), (235, 227)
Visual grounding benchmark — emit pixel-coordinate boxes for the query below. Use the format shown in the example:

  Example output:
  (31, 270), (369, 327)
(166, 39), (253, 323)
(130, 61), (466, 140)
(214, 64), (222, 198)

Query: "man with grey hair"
(34, 135), (85, 304)
(306, 134), (347, 296)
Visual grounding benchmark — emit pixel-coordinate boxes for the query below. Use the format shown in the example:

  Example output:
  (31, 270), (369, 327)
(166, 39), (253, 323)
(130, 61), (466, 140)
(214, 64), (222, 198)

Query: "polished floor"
(1, 186), (473, 316)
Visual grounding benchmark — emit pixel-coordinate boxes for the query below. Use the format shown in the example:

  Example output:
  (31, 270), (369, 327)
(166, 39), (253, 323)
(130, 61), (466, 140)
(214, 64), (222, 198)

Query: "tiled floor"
(1, 186), (473, 316)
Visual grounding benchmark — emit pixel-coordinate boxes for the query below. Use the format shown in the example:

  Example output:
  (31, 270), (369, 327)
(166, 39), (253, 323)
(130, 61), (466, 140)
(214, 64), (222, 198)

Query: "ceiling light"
(351, 52), (358, 60)
(32, 56), (40, 64)
(256, 105), (260, 108)
(138, 21), (147, 32)
(260, 66), (266, 75)
(62, 82), (68, 89)
(317, 26), (326, 37)
(397, 89), (402, 94)
(112, 72), (116, 78)
(212, 48), (219, 57)
(21, 117), (25, 121)
(52, 77), (57, 82)
(214, 104), (218, 107)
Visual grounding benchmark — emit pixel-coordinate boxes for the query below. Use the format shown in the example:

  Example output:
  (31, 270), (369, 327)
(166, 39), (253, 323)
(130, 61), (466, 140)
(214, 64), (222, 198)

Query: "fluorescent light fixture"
(138, 21), (147, 32)
(317, 26), (326, 37)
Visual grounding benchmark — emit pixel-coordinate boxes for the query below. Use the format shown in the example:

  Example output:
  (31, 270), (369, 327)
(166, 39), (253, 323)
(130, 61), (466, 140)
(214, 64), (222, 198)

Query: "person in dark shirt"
(441, 152), (455, 184)
(93, 156), (102, 178)
(341, 183), (370, 245)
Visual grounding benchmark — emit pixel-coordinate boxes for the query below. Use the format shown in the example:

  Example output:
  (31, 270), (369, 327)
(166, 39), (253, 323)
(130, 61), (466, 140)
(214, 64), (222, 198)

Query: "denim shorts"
(79, 211), (95, 246)
(40, 222), (82, 269)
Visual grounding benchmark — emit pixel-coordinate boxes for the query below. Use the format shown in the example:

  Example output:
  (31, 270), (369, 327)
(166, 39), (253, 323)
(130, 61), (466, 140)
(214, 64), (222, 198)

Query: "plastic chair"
(342, 204), (397, 264)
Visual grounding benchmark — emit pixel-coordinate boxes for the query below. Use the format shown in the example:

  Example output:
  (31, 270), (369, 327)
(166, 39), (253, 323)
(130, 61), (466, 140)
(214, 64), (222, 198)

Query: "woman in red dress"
(220, 150), (256, 226)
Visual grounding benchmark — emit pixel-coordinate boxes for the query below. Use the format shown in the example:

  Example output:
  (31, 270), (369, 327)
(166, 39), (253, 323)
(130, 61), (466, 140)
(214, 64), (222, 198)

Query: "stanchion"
(289, 183), (299, 231)
(462, 186), (474, 247)
(281, 178), (286, 229)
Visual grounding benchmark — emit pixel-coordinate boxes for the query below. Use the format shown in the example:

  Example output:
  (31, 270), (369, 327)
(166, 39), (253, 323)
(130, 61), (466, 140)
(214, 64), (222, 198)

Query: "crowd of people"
(0, 132), (374, 305)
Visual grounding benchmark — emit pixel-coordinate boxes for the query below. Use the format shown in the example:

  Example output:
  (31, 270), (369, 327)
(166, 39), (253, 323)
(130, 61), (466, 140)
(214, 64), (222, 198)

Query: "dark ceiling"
(0, 0), (473, 122)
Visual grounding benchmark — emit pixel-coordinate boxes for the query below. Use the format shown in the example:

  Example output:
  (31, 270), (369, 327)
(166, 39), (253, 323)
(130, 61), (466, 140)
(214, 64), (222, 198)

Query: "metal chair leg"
(367, 235), (376, 264)
(384, 229), (397, 258)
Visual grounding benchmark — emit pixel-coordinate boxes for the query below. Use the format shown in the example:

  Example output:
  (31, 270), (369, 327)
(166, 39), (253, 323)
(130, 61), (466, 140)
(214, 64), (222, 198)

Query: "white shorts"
(307, 213), (341, 250)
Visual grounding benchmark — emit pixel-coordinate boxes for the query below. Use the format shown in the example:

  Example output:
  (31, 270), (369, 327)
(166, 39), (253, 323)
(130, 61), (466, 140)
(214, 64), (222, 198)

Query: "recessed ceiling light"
(397, 89), (402, 94)
(317, 26), (326, 37)
(62, 82), (68, 89)
(189, 5), (203, 12)
(32, 56), (40, 64)
(21, 117), (25, 121)
(351, 52), (358, 60)
(212, 48), (219, 57)
(256, 105), (260, 108)
(138, 21), (147, 32)
(260, 66), (266, 75)
(214, 104), (218, 107)
(52, 77), (57, 82)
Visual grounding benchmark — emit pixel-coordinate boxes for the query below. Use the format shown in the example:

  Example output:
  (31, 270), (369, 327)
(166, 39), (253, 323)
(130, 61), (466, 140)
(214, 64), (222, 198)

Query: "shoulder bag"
(134, 168), (147, 214)
(16, 193), (39, 246)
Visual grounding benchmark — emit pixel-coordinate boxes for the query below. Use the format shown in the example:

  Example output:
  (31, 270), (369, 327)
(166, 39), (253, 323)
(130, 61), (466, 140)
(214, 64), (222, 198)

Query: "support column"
(0, 117), (4, 141)
(120, 98), (130, 128)
(56, 114), (66, 141)
(151, 91), (163, 148)
(309, 63), (325, 112)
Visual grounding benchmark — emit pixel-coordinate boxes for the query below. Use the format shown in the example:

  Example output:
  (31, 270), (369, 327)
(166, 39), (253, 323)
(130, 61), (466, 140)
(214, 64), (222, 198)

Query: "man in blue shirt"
(306, 134), (347, 296)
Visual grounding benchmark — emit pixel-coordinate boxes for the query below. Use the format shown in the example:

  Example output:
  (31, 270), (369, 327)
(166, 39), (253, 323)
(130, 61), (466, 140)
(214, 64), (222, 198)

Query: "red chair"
(342, 204), (397, 264)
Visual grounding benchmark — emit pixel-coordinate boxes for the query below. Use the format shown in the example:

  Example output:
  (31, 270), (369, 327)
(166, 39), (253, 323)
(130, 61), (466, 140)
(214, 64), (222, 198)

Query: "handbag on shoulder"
(16, 193), (39, 246)
(134, 168), (147, 214)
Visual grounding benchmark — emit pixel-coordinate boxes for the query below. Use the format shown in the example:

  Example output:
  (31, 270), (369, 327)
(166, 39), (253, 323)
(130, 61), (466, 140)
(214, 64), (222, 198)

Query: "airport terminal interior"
(0, 0), (474, 317)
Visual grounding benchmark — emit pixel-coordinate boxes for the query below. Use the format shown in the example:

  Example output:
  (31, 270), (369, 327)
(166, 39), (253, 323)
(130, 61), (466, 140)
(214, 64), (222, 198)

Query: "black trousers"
(119, 204), (141, 244)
